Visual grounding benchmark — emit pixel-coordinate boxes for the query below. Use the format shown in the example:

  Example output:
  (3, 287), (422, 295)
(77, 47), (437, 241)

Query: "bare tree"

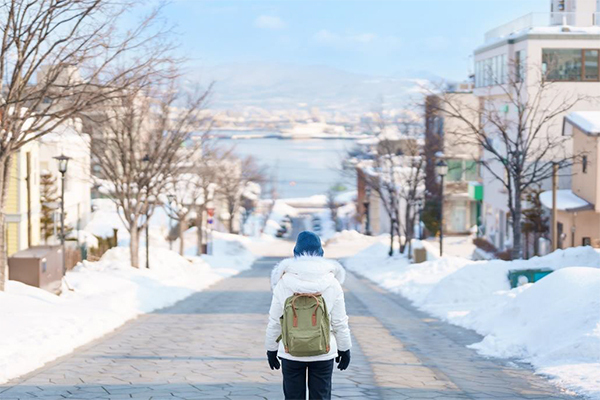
(395, 121), (425, 258)
(93, 78), (211, 267)
(217, 154), (266, 234)
(356, 108), (424, 257)
(0, 0), (174, 290)
(431, 64), (590, 259)
(326, 188), (341, 231)
(191, 144), (231, 255)
(163, 170), (203, 256)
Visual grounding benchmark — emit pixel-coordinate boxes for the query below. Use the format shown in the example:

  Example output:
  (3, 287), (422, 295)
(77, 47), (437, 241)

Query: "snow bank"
(326, 229), (366, 244)
(469, 267), (600, 398)
(263, 200), (298, 236)
(85, 199), (125, 239)
(0, 245), (252, 384)
(345, 239), (472, 303)
(201, 231), (257, 271)
(85, 198), (172, 244)
(66, 230), (99, 248)
(344, 244), (600, 399)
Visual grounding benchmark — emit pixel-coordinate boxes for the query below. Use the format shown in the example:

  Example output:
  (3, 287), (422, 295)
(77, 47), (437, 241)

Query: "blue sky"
(165, 0), (549, 80)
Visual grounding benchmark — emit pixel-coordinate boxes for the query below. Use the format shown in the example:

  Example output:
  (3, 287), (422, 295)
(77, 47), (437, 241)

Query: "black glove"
(267, 350), (280, 370)
(335, 350), (351, 371)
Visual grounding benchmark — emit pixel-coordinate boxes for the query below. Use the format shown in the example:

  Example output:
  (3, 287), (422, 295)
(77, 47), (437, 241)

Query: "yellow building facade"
(5, 141), (41, 256)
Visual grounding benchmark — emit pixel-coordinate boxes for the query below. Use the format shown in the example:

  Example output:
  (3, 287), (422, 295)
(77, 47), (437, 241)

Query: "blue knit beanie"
(293, 231), (324, 257)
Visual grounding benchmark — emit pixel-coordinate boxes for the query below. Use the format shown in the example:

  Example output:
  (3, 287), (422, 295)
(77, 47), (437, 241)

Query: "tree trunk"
(196, 208), (204, 256)
(511, 189), (523, 260)
(389, 221), (394, 257)
(130, 226), (140, 268)
(395, 208), (404, 253)
(0, 156), (11, 291)
(228, 202), (235, 233)
(178, 218), (186, 256)
(402, 202), (412, 255)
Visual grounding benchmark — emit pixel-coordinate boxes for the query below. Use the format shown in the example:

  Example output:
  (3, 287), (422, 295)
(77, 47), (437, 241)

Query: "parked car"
(312, 216), (322, 232)
(275, 226), (287, 238)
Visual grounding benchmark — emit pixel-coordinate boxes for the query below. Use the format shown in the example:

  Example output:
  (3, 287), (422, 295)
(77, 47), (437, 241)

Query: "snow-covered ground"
(0, 198), (259, 385)
(344, 238), (600, 399)
(424, 234), (477, 259)
(323, 229), (382, 259)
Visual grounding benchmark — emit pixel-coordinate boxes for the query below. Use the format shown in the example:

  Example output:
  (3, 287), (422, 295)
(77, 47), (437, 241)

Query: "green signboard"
(468, 182), (483, 201)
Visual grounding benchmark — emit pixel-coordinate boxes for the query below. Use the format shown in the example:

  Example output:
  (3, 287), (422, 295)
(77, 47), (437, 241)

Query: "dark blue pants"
(281, 358), (334, 400)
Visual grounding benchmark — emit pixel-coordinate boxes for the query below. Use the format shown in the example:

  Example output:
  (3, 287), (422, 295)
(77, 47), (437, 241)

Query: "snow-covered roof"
(539, 189), (594, 212)
(565, 112), (600, 136)
(478, 24), (600, 52)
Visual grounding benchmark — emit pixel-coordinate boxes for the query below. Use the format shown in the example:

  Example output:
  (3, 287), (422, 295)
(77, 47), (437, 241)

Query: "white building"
(474, 0), (600, 251)
(38, 119), (92, 234)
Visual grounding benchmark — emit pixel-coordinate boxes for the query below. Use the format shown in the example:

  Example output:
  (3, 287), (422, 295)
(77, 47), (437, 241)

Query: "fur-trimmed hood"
(270, 256), (346, 293)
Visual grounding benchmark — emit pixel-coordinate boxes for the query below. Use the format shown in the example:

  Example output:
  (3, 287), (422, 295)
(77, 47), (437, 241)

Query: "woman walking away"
(265, 231), (352, 400)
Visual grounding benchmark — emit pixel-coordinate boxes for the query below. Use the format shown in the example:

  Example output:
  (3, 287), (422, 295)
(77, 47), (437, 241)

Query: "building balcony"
(484, 12), (600, 43)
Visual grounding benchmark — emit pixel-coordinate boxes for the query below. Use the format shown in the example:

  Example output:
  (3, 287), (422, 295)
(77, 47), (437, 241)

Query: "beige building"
(540, 112), (600, 248)
(474, 0), (600, 250)
(425, 85), (483, 234)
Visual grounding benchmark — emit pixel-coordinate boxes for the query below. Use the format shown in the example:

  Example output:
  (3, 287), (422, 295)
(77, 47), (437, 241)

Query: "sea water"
(217, 130), (357, 198)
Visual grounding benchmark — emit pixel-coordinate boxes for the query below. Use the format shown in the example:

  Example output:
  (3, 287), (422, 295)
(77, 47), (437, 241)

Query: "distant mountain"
(188, 62), (441, 113)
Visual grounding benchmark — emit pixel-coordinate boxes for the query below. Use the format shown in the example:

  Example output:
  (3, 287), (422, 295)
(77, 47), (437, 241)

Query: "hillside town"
(0, 0), (600, 400)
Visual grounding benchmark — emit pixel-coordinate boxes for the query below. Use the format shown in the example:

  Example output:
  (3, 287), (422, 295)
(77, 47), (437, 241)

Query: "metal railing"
(485, 12), (600, 43)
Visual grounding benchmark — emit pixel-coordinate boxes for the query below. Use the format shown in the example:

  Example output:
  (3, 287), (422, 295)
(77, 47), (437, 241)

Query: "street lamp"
(436, 160), (448, 257)
(54, 154), (71, 276)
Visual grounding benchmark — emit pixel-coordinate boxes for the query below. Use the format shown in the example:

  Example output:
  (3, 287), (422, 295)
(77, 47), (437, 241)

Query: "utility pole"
(439, 175), (445, 257)
(552, 162), (558, 251)
(146, 208), (150, 269)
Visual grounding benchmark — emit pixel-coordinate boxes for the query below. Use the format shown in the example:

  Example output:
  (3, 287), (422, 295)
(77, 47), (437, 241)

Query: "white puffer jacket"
(265, 256), (352, 362)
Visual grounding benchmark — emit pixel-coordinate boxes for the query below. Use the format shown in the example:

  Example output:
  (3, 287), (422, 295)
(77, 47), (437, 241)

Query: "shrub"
(496, 249), (513, 261)
(422, 200), (440, 237)
(473, 237), (498, 254)
(473, 237), (513, 261)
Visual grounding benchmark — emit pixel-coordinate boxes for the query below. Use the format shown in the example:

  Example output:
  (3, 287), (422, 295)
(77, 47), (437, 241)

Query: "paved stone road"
(0, 257), (579, 400)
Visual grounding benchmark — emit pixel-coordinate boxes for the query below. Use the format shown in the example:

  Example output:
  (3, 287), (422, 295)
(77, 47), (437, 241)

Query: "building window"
(445, 159), (480, 182)
(446, 159), (463, 182)
(542, 49), (600, 81)
(515, 50), (525, 82)
(434, 116), (444, 136)
(582, 155), (588, 173)
(475, 55), (507, 87)
(464, 160), (479, 181)
(584, 50), (599, 80)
